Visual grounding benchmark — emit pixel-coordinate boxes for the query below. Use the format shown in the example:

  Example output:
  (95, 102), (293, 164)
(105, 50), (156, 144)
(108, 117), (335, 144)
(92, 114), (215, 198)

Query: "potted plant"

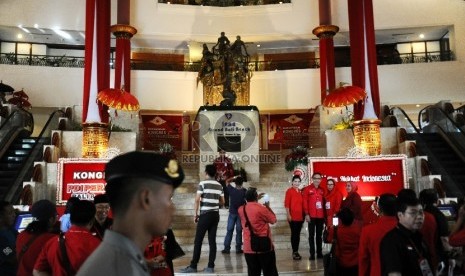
(284, 145), (309, 172)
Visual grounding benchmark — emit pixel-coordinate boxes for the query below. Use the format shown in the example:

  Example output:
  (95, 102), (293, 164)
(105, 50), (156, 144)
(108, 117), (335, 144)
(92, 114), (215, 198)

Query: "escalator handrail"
(417, 104), (433, 130)
(4, 109), (65, 203)
(34, 109), (65, 143)
(418, 105), (464, 133)
(0, 108), (34, 133)
(389, 106), (420, 133)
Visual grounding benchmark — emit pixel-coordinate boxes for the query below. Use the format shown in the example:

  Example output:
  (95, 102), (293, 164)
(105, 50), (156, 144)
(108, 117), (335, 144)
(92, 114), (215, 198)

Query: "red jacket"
(144, 236), (171, 276)
(238, 202), (277, 254)
(302, 184), (325, 219)
(325, 189), (343, 226)
(213, 156), (234, 181)
(284, 187), (304, 222)
(16, 231), (57, 276)
(450, 228), (465, 246)
(335, 223), (361, 268)
(358, 216), (397, 276)
(420, 212), (438, 269)
(34, 225), (100, 275)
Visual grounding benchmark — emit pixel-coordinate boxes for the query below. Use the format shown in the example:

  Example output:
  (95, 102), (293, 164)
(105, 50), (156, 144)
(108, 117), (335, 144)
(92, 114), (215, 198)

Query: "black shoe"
(293, 252), (302, 260)
(317, 253), (324, 259)
(236, 249), (243, 254)
(309, 255), (315, 260)
(221, 249), (230, 254)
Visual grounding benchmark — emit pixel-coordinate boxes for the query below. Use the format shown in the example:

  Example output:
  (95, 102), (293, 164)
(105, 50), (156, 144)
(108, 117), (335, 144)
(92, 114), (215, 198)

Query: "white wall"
(1, 61), (463, 111)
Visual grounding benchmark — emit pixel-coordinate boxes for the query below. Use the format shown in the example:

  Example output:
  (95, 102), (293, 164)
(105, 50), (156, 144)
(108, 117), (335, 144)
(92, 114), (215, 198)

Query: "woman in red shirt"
(284, 175), (304, 260)
(324, 178), (343, 227)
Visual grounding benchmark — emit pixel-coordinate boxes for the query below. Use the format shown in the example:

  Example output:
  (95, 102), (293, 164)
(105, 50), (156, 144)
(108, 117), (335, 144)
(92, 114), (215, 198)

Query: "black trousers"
(308, 218), (324, 256)
(288, 220), (303, 253)
(244, 251), (279, 276)
(190, 211), (220, 268)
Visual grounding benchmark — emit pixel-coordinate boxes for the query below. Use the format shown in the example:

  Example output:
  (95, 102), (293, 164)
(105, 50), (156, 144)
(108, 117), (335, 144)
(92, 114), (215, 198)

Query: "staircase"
(407, 132), (465, 197)
(172, 151), (312, 253)
(0, 137), (36, 199)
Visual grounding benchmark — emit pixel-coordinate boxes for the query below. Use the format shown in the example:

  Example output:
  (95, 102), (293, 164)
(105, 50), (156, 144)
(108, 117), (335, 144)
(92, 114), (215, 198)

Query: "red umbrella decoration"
(7, 89), (32, 109)
(322, 84), (366, 108)
(97, 87), (140, 111)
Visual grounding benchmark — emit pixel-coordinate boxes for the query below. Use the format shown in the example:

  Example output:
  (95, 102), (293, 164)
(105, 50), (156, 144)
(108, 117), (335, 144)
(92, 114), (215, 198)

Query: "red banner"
(266, 112), (314, 149)
(309, 156), (407, 199)
(141, 114), (183, 151)
(56, 159), (108, 205)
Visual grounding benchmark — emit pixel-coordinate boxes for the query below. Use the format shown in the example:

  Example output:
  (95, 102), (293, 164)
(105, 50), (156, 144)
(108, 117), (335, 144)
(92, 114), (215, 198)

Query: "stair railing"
(4, 109), (65, 203)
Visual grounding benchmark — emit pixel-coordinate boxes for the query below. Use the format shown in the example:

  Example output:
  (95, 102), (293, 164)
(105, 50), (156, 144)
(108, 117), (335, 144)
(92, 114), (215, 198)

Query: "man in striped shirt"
(180, 164), (224, 274)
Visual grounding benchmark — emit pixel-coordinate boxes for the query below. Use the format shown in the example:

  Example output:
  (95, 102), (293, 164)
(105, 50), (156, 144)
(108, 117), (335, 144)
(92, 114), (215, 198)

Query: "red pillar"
(314, 0), (338, 104)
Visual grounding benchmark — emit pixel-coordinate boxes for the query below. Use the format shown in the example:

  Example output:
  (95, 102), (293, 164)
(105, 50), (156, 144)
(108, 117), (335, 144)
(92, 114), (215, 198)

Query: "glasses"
(312, 177), (322, 181)
(405, 210), (424, 217)
(96, 205), (110, 210)
(327, 184), (334, 186)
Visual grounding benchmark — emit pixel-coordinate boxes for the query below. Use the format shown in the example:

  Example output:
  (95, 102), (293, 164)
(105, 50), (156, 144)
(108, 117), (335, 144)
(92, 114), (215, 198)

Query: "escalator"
(391, 105), (465, 198)
(0, 108), (65, 203)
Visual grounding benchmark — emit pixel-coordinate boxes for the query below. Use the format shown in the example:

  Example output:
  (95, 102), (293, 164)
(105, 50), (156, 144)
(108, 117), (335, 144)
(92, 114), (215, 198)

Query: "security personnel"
(77, 151), (184, 276)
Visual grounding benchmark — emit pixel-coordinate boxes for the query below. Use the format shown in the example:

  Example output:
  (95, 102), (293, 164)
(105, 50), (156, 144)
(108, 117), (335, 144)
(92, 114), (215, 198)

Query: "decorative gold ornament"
(353, 119), (382, 156)
(82, 122), (109, 158)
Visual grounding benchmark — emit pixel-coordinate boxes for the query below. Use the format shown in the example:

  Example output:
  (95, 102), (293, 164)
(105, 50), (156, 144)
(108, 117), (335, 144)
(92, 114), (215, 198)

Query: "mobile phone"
(332, 217), (339, 226)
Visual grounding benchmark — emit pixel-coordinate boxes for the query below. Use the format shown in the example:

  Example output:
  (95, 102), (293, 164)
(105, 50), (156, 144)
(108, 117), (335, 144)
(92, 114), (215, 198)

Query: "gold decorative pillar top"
(111, 24), (137, 39)
(312, 25), (339, 39)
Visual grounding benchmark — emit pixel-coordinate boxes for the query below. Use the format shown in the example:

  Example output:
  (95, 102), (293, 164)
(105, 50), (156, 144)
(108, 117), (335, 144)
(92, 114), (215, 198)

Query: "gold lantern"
(353, 119), (382, 156)
(82, 122), (109, 158)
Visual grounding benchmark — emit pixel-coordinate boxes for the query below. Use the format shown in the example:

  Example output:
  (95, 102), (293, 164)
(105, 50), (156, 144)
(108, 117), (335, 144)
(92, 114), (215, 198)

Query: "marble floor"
(173, 248), (326, 275)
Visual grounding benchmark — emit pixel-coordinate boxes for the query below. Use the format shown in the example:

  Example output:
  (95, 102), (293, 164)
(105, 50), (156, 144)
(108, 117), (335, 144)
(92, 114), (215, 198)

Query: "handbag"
(165, 228), (185, 260)
(243, 204), (272, 252)
(323, 226), (337, 276)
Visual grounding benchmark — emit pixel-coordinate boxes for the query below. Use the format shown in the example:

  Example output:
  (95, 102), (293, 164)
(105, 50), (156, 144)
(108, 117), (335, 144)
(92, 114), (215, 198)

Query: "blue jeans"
(223, 213), (242, 251)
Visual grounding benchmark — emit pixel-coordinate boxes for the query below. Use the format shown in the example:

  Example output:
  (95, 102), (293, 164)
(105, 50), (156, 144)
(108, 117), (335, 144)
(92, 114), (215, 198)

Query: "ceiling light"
(18, 25), (30, 34)
(53, 28), (72, 40)
(256, 44), (261, 48)
(17, 33), (23, 39)
(419, 34), (425, 39)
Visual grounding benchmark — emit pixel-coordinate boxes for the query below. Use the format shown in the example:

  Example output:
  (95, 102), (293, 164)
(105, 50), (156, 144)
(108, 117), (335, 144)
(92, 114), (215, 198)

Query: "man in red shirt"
(214, 149), (234, 208)
(358, 193), (397, 276)
(302, 172), (325, 260)
(33, 200), (100, 275)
